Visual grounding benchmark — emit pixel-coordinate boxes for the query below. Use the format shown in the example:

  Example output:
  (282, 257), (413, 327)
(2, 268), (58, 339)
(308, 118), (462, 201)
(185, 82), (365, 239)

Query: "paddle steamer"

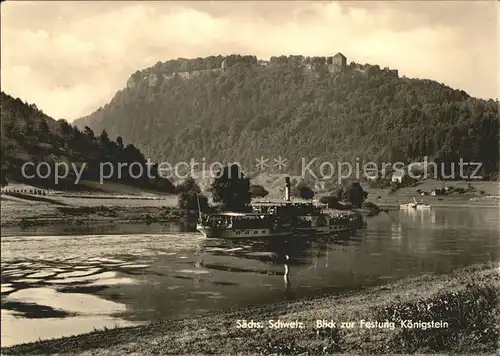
(197, 177), (356, 238)
(400, 197), (431, 210)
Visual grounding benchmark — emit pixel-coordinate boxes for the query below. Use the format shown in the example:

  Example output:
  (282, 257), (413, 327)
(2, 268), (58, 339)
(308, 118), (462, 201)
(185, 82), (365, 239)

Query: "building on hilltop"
(126, 77), (137, 89)
(148, 73), (158, 86)
(326, 52), (347, 74)
(333, 52), (346, 67)
(333, 52), (347, 67)
(391, 170), (407, 184)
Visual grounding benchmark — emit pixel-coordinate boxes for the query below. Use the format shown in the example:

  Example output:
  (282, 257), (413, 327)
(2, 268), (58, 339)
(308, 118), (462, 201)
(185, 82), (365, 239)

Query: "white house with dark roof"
(332, 52), (347, 67)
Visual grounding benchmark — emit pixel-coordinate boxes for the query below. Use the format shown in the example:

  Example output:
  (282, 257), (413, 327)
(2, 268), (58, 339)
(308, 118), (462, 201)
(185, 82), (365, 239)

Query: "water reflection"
(1, 222), (183, 238)
(2, 208), (499, 346)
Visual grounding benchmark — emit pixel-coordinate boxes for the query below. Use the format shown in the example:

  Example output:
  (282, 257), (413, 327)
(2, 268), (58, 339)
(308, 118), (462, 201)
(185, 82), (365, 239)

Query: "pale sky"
(1, 1), (499, 121)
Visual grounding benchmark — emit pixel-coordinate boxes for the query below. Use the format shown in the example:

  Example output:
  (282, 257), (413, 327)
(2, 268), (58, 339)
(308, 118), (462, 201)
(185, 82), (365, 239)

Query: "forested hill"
(74, 55), (499, 178)
(0, 92), (174, 191)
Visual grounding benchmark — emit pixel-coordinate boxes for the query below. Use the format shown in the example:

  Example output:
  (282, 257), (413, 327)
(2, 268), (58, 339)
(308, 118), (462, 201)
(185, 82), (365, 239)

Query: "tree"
(0, 171), (7, 187)
(341, 181), (368, 208)
(211, 164), (251, 212)
(0, 91), (175, 191)
(319, 195), (341, 208)
(176, 177), (200, 194)
(83, 126), (95, 140)
(249, 184), (269, 198)
(0, 135), (8, 187)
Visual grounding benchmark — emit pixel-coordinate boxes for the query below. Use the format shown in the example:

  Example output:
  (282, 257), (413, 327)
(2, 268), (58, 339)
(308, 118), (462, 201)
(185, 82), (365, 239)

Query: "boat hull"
(196, 225), (290, 239)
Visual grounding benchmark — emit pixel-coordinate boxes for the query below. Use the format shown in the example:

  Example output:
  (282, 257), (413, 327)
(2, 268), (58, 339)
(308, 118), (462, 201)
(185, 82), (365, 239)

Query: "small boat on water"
(400, 198), (431, 210)
(294, 212), (330, 235)
(196, 209), (351, 238)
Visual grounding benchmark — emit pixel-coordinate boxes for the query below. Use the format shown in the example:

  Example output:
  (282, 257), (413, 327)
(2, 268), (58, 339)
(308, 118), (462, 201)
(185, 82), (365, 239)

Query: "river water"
(1, 207), (499, 346)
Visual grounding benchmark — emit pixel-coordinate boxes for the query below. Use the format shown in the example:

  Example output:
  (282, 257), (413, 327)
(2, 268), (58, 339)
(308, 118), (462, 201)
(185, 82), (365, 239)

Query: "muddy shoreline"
(2, 263), (498, 355)
(0, 193), (185, 229)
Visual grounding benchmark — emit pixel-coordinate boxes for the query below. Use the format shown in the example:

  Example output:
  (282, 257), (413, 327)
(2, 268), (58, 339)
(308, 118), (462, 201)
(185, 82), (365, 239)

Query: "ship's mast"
(285, 177), (291, 201)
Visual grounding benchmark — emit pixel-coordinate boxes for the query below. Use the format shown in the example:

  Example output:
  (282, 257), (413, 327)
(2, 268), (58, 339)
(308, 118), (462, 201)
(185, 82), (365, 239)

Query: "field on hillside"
(1, 176), (497, 228)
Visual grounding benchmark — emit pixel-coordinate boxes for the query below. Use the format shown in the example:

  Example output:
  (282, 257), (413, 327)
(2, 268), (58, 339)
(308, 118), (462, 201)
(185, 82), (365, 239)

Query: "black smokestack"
(285, 177), (291, 201)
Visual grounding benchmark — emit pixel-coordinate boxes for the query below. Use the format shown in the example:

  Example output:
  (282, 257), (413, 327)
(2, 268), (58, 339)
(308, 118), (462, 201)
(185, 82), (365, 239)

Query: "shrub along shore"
(3, 262), (498, 355)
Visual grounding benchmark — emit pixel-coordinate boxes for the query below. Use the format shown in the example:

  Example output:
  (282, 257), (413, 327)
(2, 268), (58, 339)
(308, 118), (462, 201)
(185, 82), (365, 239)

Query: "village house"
(126, 78), (134, 88)
(391, 170), (406, 183)
(326, 52), (347, 74)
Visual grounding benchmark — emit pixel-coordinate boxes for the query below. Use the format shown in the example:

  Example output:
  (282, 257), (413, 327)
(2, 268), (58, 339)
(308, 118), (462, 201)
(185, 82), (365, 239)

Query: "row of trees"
(177, 164), (368, 214)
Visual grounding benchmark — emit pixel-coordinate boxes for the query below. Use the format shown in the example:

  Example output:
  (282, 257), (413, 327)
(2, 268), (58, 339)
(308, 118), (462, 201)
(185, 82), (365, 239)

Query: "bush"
(376, 283), (499, 353)
(178, 191), (208, 213)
